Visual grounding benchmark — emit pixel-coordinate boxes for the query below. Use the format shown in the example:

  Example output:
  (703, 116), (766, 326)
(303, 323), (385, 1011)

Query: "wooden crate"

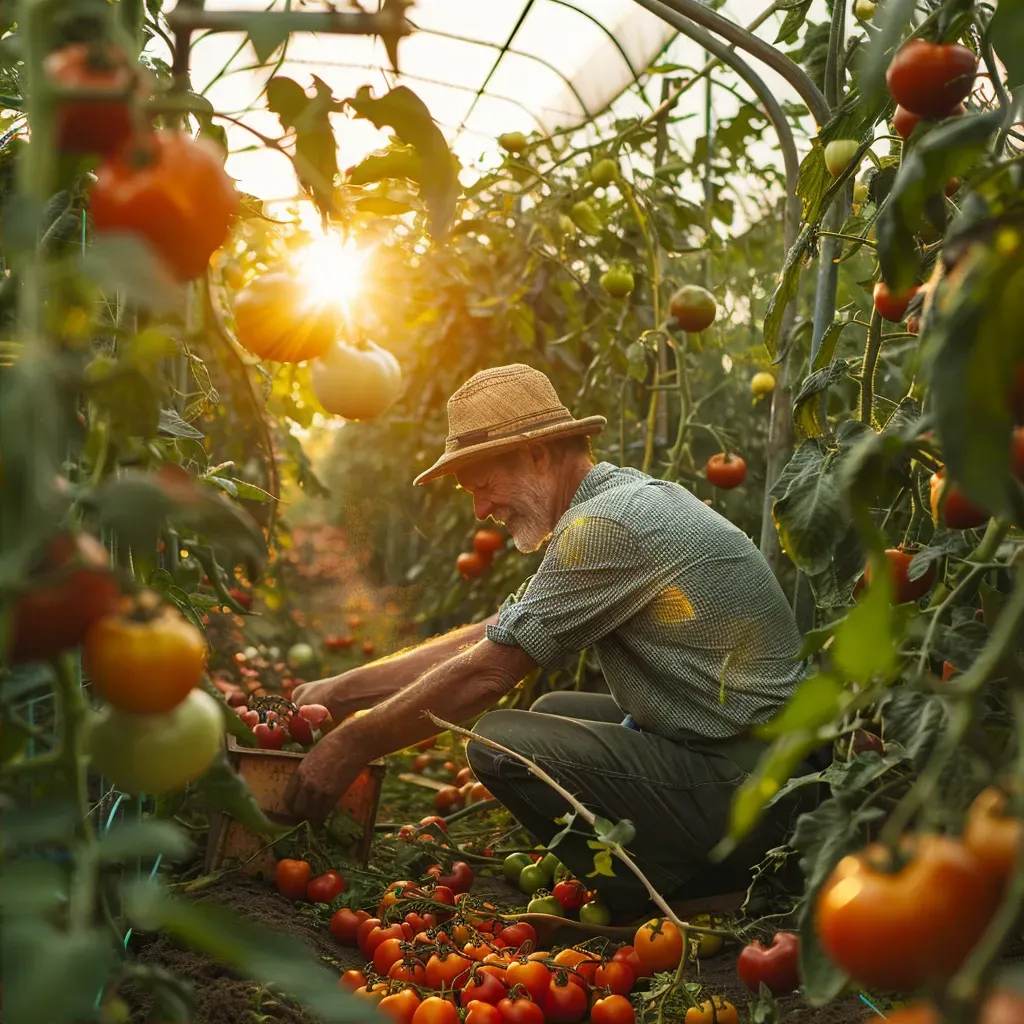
(204, 737), (385, 878)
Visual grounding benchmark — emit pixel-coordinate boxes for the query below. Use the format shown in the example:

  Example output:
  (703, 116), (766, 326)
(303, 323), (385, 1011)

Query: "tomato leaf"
(877, 111), (1002, 293)
(592, 815), (636, 848)
(791, 358), (859, 439)
(159, 408), (204, 440)
(125, 880), (383, 1022)
(194, 747), (286, 836)
(584, 843), (617, 878)
(0, 860), (66, 915)
(775, 1), (813, 46)
(0, 921), (119, 1024)
(753, 674), (847, 740)
(346, 85), (460, 239)
(987, 2), (1024, 90)
(97, 820), (193, 864)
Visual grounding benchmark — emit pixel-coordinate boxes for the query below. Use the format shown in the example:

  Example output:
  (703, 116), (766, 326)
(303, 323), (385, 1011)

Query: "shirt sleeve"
(486, 515), (667, 668)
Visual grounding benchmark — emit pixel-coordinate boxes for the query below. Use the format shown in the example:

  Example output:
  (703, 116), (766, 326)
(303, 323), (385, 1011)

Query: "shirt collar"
(569, 462), (620, 507)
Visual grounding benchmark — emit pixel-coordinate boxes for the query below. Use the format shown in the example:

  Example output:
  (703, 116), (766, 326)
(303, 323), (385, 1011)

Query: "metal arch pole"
(633, 0), (801, 576)
(639, 0), (829, 126)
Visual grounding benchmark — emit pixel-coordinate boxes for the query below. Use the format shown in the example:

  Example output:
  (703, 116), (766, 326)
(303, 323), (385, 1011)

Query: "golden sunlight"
(294, 233), (366, 310)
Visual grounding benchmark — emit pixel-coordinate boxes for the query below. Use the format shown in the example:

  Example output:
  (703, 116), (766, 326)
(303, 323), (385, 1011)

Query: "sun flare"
(295, 233), (366, 310)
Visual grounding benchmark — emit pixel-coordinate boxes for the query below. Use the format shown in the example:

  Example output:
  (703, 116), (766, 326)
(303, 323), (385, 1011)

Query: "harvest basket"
(204, 736), (385, 877)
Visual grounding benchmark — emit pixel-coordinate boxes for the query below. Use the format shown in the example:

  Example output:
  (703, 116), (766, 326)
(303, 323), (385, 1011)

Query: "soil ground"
(123, 522), (888, 1022)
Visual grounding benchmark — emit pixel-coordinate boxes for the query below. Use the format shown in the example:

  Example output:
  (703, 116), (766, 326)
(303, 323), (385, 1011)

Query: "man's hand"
(291, 677), (342, 713)
(284, 723), (367, 823)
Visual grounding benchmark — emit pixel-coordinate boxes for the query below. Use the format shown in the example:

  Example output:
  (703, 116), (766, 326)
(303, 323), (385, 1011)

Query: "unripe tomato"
(569, 201), (602, 235)
(518, 863), (549, 895)
(457, 552), (487, 579)
(473, 529), (504, 558)
(892, 102), (967, 140)
(85, 598), (207, 714)
(669, 284), (717, 332)
(963, 786), (1023, 879)
(233, 272), (339, 363)
(599, 266), (635, 300)
(498, 132), (528, 155)
(276, 858), (312, 900)
(929, 471), (989, 530)
(503, 853), (532, 884)
(310, 340), (402, 421)
(287, 642), (315, 669)
(751, 371), (775, 398)
(590, 158), (618, 187)
(633, 918), (682, 971)
(873, 281), (920, 321)
(886, 39), (977, 118)
(684, 997), (737, 1024)
(578, 899), (611, 926)
(329, 906), (368, 943)
(854, 0), (876, 20)
(824, 139), (859, 177)
(862, 548), (936, 604)
(815, 834), (1003, 991)
(527, 894), (564, 916)
(85, 688), (223, 795)
(591, 995), (634, 1024)
(90, 131), (239, 281)
(736, 931), (800, 995)
(7, 531), (119, 665)
(44, 43), (139, 155)
(705, 453), (746, 489)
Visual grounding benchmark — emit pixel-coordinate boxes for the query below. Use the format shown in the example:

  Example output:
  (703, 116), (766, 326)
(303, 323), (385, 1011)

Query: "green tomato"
(498, 131), (528, 155)
(287, 642), (315, 669)
(854, 0), (876, 19)
(518, 863), (550, 895)
(824, 139), (860, 178)
(578, 900), (611, 926)
(503, 852), (533, 884)
(589, 158), (618, 187)
(538, 853), (562, 880)
(86, 688), (223, 795)
(569, 201), (602, 236)
(599, 267), (634, 299)
(527, 895), (565, 916)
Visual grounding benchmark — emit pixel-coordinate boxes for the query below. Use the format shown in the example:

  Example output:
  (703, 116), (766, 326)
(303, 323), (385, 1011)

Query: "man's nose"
(473, 494), (494, 521)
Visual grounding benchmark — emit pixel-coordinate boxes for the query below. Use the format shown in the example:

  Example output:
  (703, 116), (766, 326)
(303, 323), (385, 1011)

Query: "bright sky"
(171, 0), (831, 216)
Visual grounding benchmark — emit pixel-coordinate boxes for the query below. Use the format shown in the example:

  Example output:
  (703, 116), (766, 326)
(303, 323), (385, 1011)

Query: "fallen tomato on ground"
(736, 931), (800, 995)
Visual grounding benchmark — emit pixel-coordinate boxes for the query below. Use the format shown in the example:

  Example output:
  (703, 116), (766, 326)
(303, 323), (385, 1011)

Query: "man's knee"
(529, 691), (563, 715)
(466, 709), (520, 780)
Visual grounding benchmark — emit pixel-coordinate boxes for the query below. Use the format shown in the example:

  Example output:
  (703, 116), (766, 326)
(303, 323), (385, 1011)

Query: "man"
(289, 363), (813, 919)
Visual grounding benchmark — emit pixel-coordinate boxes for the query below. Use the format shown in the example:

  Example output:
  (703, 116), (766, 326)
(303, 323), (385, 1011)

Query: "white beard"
(500, 478), (553, 553)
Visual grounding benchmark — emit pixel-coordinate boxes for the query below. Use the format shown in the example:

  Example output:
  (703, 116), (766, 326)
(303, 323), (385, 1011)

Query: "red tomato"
(456, 766), (474, 787)
(43, 43), (139, 155)
(412, 996), (460, 1024)
(470, 782), (494, 803)
(338, 969), (366, 991)
(611, 945), (650, 979)
(239, 708), (259, 729)
(497, 996), (545, 1024)
(365, 922), (412, 959)
(420, 815), (449, 832)
(288, 713), (314, 745)
(324, 633), (354, 651)
(460, 969), (508, 1007)
(457, 552), (487, 579)
(437, 861), (474, 894)
(552, 879), (585, 911)
(930, 471), (989, 530)
(356, 916), (383, 956)
(705, 453), (746, 489)
(497, 922), (537, 952)
(892, 102), (966, 140)
(504, 959), (552, 1003)
(473, 529), (505, 558)
(389, 957), (428, 987)
(886, 39), (977, 118)
(435, 785), (465, 814)
(274, 858), (311, 900)
(226, 689), (248, 707)
(253, 721), (286, 749)
(633, 919), (683, 972)
(591, 995), (635, 1024)
(545, 976), (588, 1022)
(862, 548), (936, 604)
(298, 703), (330, 728)
(466, 1001), (504, 1024)
(306, 869), (345, 904)
(594, 961), (635, 996)
(426, 950), (474, 990)
(373, 936), (408, 976)
(873, 281), (920, 322)
(8, 532), (120, 665)
(736, 932), (800, 995)
(329, 907), (368, 944)
(90, 131), (239, 281)
(380, 988), (422, 1024)
(816, 834), (1003, 991)
(405, 911), (437, 933)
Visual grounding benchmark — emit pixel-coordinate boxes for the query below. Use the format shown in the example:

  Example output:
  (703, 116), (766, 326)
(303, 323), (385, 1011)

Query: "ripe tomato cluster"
(456, 530), (506, 581)
(816, 786), (1022, 992)
(275, 858), (346, 903)
(233, 699), (332, 751)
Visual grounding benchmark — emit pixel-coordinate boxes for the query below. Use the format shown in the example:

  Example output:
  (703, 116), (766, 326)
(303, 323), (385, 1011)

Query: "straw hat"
(413, 364), (606, 486)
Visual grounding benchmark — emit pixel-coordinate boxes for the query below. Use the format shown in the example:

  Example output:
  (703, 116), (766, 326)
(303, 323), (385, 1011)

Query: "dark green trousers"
(467, 691), (822, 918)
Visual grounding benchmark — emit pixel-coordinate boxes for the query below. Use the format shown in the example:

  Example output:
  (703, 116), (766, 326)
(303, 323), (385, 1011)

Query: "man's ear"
(526, 440), (552, 471)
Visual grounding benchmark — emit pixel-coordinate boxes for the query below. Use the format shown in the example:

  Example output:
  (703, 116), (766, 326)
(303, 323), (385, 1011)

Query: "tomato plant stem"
(859, 308), (883, 425)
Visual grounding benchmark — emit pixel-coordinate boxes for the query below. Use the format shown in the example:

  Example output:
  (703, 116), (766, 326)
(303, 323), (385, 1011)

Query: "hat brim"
(413, 416), (607, 486)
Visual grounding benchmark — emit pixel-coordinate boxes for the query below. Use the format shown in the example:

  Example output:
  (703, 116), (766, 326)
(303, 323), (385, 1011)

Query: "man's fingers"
(284, 768), (334, 824)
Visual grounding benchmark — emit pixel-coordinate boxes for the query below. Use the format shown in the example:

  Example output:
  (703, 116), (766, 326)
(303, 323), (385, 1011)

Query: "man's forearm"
(323, 614), (498, 716)
(343, 639), (534, 762)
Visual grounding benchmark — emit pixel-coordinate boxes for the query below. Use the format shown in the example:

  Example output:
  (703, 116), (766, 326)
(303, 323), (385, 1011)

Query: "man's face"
(455, 449), (554, 553)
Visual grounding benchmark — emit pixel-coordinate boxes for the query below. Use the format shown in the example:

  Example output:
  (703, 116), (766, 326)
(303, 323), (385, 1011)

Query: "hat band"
(452, 412), (575, 450)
